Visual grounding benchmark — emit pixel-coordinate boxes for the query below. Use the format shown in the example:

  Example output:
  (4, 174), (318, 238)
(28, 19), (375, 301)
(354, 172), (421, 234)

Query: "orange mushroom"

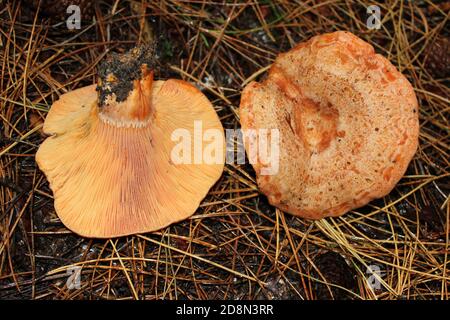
(36, 46), (225, 238)
(240, 31), (419, 219)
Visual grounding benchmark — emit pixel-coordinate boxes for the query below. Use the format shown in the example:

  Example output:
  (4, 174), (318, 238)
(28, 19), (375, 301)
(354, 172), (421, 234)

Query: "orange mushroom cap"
(36, 46), (225, 238)
(240, 31), (419, 219)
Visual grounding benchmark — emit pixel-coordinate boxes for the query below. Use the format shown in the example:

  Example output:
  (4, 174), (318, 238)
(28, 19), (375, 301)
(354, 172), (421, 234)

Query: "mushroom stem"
(96, 44), (156, 128)
(131, 67), (153, 122)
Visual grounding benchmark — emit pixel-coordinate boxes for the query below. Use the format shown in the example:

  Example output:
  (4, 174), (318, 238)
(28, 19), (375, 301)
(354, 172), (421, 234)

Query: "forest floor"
(0, 0), (449, 299)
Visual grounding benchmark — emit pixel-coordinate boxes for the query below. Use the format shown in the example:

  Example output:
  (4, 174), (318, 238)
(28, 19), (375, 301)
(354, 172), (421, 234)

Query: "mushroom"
(240, 31), (419, 219)
(36, 45), (225, 237)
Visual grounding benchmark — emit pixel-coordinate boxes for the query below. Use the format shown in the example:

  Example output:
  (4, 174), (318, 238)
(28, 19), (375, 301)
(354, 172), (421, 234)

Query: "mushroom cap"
(36, 80), (224, 237)
(240, 31), (419, 219)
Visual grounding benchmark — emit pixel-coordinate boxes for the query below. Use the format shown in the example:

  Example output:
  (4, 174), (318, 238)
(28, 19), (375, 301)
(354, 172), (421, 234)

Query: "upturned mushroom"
(240, 31), (419, 219)
(36, 45), (225, 237)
